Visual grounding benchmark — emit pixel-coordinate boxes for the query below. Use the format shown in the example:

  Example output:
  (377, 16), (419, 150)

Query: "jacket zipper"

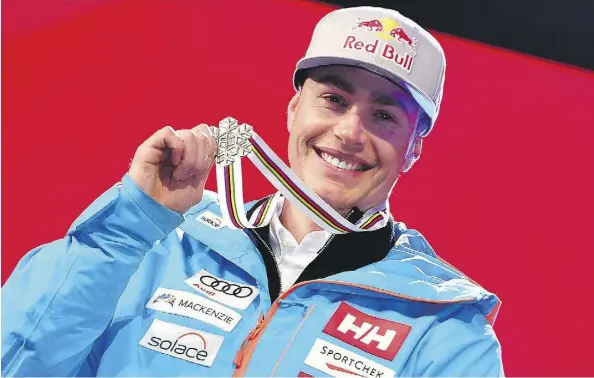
(290, 207), (359, 281)
(269, 304), (316, 377)
(233, 209), (371, 373)
(313, 208), (359, 257)
(250, 229), (283, 299)
(316, 234), (335, 256)
(233, 313), (266, 368)
(253, 208), (358, 299)
(232, 279), (478, 377)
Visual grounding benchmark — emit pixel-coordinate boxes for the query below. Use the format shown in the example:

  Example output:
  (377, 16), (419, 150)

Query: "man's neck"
(279, 200), (324, 244)
(277, 196), (389, 244)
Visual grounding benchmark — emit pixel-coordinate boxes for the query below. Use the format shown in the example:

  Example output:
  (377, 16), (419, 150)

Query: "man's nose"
(333, 111), (367, 146)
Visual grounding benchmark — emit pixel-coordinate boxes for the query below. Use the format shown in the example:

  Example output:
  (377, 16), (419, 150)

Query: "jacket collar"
(242, 195), (500, 321)
(244, 195), (397, 300)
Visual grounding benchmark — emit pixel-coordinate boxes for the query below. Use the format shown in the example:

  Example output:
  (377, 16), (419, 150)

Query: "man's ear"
(287, 91), (301, 132)
(413, 137), (423, 158)
(402, 137), (423, 172)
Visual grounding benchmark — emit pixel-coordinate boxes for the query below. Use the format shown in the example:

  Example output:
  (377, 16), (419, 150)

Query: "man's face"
(287, 65), (422, 215)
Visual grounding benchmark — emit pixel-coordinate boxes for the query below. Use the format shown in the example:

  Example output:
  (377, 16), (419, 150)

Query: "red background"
(3, 0), (594, 375)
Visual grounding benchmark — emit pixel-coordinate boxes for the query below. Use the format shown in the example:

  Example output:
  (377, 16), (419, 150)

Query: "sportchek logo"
(139, 319), (224, 367)
(323, 303), (411, 361)
(304, 338), (395, 378)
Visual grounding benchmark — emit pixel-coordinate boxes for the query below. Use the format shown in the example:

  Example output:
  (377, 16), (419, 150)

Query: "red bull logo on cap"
(345, 17), (419, 74)
(351, 17), (418, 53)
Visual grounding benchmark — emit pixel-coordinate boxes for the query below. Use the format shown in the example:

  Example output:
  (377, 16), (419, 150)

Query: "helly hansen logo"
(322, 302), (412, 361)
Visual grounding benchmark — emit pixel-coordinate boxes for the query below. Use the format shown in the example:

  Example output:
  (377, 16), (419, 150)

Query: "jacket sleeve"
(415, 306), (505, 377)
(1, 174), (185, 377)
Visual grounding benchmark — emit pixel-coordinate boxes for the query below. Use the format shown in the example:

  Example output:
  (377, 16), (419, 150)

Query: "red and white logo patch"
(304, 338), (395, 378)
(322, 302), (411, 361)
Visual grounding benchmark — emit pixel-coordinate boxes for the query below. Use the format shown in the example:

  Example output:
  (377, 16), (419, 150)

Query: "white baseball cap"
(293, 6), (446, 136)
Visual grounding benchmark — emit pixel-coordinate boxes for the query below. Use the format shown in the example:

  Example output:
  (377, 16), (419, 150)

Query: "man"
(2, 5), (503, 377)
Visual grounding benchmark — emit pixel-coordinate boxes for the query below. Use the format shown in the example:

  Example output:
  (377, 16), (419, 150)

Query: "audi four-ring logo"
(199, 276), (254, 298)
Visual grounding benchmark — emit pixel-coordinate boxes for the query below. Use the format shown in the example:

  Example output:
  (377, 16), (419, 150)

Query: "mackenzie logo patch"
(323, 302), (411, 361)
(185, 269), (259, 310)
(304, 338), (395, 378)
(146, 287), (241, 332)
(152, 293), (176, 307)
(139, 319), (224, 367)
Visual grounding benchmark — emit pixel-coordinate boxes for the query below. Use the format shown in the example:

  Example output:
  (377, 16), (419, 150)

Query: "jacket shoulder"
(184, 190), (263, 219)
(392, 221), (438, 258)
(390, 221), (502, 324)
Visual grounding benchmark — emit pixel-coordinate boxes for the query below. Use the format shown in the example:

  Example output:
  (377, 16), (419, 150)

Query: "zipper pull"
(234, 313), (265, 368)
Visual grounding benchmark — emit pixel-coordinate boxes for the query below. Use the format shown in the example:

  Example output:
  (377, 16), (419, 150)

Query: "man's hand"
(128, 124), (217, 214)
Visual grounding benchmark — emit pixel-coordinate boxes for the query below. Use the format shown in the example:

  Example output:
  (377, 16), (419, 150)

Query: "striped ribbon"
(211, 117), (389, 234)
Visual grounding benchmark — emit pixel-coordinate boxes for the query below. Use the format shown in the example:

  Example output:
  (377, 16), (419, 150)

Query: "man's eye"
(375, 111), (396, 122)
(324, 94), (346, 107)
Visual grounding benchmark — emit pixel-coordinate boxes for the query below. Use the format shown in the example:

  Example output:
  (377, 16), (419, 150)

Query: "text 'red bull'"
(343, 36), (414, 73)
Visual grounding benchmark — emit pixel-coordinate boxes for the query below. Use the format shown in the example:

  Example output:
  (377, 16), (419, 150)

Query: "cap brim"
(294, 56), (437, 120)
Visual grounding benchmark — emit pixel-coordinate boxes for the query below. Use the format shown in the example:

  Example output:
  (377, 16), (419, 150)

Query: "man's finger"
(161, 126), (183, 166)
(191, 124), (217, 174)
(172, 130), (199, 181)
(138, 126), (183, 166)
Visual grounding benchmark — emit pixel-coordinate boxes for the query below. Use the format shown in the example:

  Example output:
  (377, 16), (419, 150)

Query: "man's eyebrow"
(314, 74), (355, 94)
(371, 91), (415, 113)
(314, 73), (417, 113)
(371, 92), (399, 106)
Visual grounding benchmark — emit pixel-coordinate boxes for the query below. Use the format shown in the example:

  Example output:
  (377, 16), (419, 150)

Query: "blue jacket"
(1, 174), (504, 377)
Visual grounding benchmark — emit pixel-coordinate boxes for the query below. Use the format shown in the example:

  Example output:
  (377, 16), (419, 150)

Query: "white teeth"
(319, 151), (363, 171)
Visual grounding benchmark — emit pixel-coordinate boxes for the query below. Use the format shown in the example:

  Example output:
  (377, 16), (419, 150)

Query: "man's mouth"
(313, 147), (372, 172)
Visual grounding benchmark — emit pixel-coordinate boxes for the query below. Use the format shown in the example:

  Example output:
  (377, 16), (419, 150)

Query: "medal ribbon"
(211, 117), (389, 234)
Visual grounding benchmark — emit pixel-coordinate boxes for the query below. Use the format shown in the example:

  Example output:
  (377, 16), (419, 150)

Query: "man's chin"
(309, 186), (356, 215)
(300, 173), (363, 213)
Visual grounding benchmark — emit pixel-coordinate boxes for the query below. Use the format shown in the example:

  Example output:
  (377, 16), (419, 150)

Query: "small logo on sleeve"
(197, 211), (226, 229)
(323, 302), (411, 361)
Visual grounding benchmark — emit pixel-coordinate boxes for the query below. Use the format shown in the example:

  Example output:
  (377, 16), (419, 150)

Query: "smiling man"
(2, 6), (504, 377)
(284, 66), (423, 239)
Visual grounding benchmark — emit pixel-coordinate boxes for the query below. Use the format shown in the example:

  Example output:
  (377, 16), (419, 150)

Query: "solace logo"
(148, 331), (208, 361)
(323, 303), (412, 361)
(139, 319), (224, 367)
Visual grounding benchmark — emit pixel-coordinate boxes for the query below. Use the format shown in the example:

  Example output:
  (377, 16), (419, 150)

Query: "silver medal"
(210, 117), (254, 166)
